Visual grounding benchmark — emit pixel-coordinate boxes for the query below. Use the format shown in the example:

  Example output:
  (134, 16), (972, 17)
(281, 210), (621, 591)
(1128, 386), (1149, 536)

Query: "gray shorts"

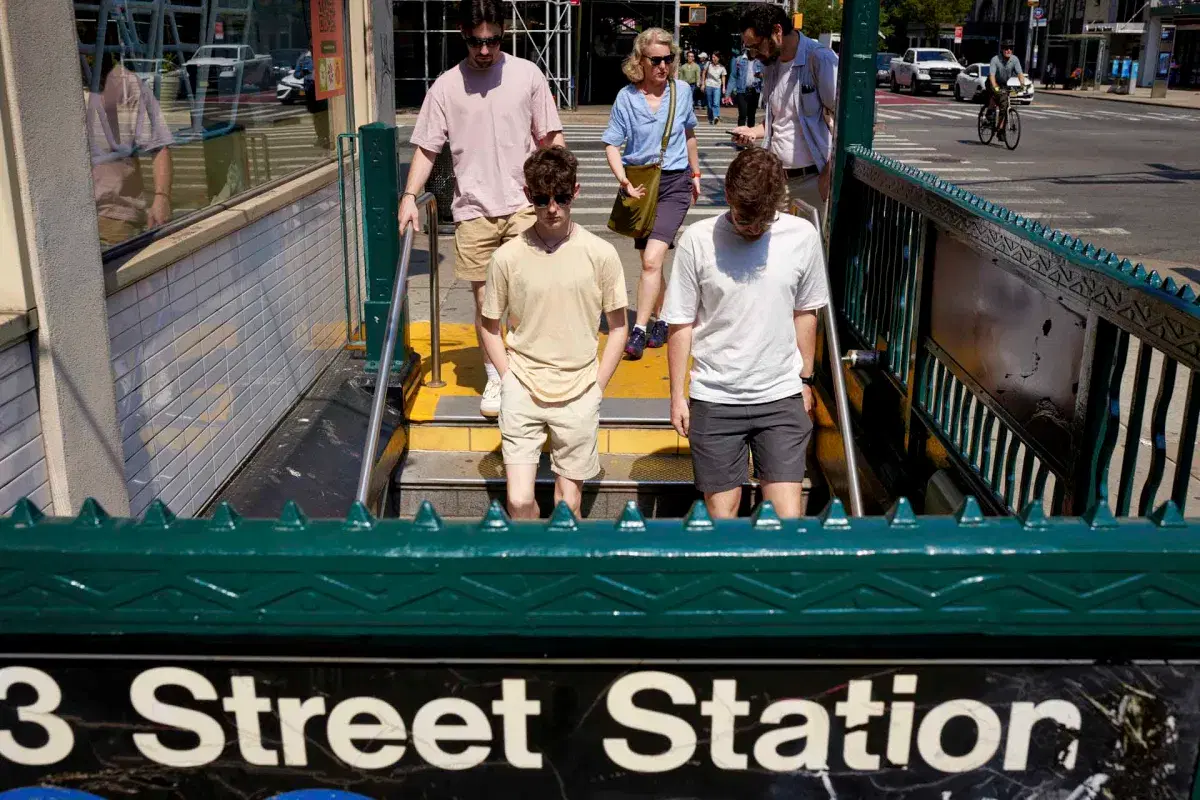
(688, 394), (813, 494)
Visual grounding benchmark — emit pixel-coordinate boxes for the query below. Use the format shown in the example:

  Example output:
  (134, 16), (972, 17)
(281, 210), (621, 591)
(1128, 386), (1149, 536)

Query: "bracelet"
(691, 172), (701, 179)
(402, 191), (418, 200)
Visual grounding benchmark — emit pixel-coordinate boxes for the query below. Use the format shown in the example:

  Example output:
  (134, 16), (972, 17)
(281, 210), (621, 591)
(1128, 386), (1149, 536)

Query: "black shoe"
(647, 319), (668, 348)
(624, 327), (648, 360)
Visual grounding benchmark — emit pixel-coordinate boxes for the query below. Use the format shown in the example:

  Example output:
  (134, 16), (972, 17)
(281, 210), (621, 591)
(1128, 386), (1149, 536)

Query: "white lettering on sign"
(0, 666), (1091, 778)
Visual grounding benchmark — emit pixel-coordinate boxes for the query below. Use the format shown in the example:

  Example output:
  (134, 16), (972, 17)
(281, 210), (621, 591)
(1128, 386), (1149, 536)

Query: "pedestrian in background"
(401, 0), (565, 419)
(702, 51), (728, 125)
(663, 147), (828, 519)
(679, 51), (703, 108)
(732, 3), (837, 231)
(602, 27), (701, 360)
(728, 49), (763, 128)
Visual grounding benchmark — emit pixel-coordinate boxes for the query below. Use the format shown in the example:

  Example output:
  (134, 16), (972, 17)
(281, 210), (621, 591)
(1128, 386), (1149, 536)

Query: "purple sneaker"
(624, 327), (648, 360)
(647, 319), (668, 348)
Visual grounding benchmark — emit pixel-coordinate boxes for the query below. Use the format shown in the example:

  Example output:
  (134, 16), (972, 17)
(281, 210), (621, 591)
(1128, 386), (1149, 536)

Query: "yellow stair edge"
(409, 424), (691, 456)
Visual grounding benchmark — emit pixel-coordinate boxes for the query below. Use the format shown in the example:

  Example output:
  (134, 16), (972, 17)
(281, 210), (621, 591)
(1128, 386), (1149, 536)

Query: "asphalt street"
(873, 89), (1200, 283)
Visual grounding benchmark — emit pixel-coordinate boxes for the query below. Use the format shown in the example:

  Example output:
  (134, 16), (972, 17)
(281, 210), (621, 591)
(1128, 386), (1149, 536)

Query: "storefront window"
(73, 0), (351, 250)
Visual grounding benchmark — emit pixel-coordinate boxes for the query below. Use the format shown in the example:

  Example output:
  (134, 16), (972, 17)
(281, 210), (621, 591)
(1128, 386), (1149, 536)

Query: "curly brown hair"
(724, 147), (787, 229)
(523, 146), (578, 195)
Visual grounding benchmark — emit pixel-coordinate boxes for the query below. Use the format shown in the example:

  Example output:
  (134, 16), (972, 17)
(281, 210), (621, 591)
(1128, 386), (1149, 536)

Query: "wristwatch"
(691, 171), (702, 179)
(800, 375), (815, 387)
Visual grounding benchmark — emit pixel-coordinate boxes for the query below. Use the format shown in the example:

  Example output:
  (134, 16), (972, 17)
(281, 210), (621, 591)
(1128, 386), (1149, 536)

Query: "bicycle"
(977, 86), (1023, 150)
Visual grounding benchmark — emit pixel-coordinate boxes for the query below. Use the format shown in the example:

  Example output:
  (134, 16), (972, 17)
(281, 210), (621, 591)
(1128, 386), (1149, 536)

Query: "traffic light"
(793, 12), (803, 30)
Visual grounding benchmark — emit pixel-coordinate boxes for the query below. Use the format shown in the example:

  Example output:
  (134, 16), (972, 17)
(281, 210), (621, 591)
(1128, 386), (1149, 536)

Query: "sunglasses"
(646, 54), (676, 66)
(530, 192), (574, 208)
(464, 34), (503, 48)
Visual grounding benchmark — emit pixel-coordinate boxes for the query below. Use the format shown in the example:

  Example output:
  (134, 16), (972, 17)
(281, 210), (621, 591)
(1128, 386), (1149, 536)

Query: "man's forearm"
(794, 311), (818, 377)
(667, 324), (693, 400)
(597, 316), (628, 389)
(542, 130), (566, 148)
(153, 149), (172, 196)
(479, 320), (509, 374)
(403, 146), (439, 197)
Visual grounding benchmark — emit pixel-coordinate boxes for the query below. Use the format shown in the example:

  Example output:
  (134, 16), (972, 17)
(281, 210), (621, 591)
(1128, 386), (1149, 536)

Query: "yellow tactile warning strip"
(406, 322), (674, 423)
(408, 425), (691, 456)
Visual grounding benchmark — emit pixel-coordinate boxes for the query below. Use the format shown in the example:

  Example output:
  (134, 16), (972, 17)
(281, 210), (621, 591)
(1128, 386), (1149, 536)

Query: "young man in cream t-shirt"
(479, 147), (629, 519)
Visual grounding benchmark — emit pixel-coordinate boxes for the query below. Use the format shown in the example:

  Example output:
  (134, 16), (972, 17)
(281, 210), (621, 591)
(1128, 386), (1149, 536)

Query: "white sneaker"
(480, 376), (502, 418)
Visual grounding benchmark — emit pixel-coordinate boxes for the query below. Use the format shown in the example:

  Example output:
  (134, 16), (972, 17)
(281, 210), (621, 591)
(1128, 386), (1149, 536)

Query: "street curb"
(1038, 88), (1200, 111)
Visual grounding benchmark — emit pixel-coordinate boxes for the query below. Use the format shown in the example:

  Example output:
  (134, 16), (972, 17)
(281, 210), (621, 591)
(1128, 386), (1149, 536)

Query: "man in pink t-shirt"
(402, 0), (565, 419)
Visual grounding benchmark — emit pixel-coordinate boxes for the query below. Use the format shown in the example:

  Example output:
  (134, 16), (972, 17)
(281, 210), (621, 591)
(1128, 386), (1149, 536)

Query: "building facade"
(0, 0), (394, 517)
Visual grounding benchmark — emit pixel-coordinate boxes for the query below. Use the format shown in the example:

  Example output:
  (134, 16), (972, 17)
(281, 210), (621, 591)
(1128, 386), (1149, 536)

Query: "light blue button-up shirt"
(729, 53), (763, 95)
(602, 79), (698, 172)
(762, 34), (838, 173)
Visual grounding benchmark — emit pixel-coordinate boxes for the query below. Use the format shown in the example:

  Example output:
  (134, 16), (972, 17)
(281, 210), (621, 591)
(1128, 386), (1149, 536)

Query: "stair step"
(429, 396), (672, 427)
(392, 450), (814, 519)
(408, 425), (689, 455)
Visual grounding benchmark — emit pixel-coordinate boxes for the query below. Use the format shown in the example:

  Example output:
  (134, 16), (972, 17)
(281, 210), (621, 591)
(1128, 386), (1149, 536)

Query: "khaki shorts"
(787, 173), (826, 238)
(453, 207), (537, 282)
(499, 369), (602, 481)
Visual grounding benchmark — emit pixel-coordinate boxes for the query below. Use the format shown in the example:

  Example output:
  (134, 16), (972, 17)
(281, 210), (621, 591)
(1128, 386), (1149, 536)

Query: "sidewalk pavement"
(1038, 85), (1200, 110)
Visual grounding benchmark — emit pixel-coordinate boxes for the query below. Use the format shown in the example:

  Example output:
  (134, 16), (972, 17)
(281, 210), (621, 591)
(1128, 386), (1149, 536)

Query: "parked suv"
(890, 48), (963, 95)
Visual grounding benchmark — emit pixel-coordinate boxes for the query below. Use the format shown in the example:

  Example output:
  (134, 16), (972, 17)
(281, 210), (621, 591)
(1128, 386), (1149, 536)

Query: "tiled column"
(0, 0), (130, 514)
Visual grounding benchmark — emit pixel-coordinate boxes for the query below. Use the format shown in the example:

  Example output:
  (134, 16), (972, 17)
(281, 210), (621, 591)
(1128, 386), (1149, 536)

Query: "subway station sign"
(0, 659), (1196, 798)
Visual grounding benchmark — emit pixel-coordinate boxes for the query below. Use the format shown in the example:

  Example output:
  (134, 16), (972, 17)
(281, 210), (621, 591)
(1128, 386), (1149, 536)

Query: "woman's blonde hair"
(621, 27), (680, 84)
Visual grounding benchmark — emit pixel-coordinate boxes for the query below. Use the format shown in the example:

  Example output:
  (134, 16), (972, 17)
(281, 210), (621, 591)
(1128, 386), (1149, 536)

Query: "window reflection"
(74, 0), (349, 250)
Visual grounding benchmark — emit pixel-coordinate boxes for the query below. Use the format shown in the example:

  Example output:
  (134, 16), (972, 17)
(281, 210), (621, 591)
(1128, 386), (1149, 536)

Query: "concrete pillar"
(350, 0), (397, 126)
(0, 0), (131, 514)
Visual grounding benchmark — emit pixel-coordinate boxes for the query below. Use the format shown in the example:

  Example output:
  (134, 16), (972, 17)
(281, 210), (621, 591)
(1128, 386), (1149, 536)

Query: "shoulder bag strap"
(657, 80), (676, 166)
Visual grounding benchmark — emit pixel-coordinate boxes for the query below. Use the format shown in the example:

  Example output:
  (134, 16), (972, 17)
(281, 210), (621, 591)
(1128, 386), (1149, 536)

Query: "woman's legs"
(634, 239), (670, 329)
(706, 86), (719, 123)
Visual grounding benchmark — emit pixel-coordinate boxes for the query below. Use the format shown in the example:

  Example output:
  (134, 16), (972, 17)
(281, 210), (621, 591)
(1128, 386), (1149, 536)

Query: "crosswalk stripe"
(1018, 211), (1093, 219)
(1067, 227), (1130, 235)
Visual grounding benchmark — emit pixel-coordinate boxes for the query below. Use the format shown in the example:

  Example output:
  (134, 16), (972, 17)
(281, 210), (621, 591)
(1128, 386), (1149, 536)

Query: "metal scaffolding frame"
(396, 0), (576, 106)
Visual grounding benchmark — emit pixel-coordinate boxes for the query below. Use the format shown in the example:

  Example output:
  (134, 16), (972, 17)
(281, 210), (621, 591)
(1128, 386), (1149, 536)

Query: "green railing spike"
(1148, 270), (1162, 289)
(1149, 500), (1187, 528)
(684, 500), (714, 531)
(1095, 248), (1108, 261)
(955, 496), (985, 525)
(547, 501), (578, 532)
(750, 500), (782, 530)
(614, 500), (647, 532)
(412, 500), (443, 532)
(1162, 277), (1179, 294)
(1118, 258), (1133, 273)
(8, 498), (43, 527)
(208, 501), (241, 530)
(1082, 500), (1118, 529)
(820, 498), (852, 529)
(277, 500), (308, 529)
(1106, 253), (1120, 266)
(344, 502), (376, 530)
(1132, 263), (1148, 280)
(1018, 500), (1049, 529)
(886, 497), (919, 527)
(1180, 284), (1197, 304)
(480, 500), (510, 532)
(140, 499), (176, 529)
(76, 498), (109, 527)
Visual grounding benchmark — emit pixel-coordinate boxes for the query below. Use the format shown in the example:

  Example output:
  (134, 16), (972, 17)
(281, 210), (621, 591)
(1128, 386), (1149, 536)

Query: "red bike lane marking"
(875, 90), (943, 106)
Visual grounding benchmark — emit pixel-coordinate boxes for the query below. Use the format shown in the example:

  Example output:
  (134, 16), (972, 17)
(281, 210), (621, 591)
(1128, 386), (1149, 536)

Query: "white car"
(955, 63), (1035, 104)
(184, 45), (273, 93)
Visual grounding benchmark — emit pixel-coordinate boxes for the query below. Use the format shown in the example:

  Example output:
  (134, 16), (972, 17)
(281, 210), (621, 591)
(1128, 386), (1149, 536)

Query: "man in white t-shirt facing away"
(403, 0), (565, 419)
(479, 147), (629, 520)
(662, 147), (829, 518)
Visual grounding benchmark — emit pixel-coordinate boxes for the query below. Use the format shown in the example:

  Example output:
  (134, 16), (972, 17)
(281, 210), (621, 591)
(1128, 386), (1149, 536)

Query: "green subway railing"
(831, 145), (1200, 518)
(0, 495), (1197, 639)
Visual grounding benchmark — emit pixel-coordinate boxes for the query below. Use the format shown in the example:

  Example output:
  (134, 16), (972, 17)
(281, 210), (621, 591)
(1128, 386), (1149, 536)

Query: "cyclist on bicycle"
(986, 41), (1027, 128)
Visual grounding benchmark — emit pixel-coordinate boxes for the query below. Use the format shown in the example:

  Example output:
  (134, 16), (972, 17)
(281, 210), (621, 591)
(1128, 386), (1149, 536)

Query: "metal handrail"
(790, 200), (866, 517)
(355, 192), (438, 508)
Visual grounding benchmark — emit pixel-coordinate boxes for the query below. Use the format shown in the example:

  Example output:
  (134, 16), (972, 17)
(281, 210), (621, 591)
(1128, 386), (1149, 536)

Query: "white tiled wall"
(0, 338), (54, 515)
(108, 183), (346, 517)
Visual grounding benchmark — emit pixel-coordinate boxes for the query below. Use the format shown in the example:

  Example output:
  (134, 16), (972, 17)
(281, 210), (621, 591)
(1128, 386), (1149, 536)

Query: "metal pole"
(674, 0), (681, 44)
(792, 200), (865, 517)
(356, 223), (417, 506)
(426, 199), (445, 388)
(1025, 3), (1035, 72)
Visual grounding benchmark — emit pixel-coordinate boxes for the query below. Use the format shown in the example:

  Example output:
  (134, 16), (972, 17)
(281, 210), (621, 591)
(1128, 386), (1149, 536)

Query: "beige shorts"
(787, 173), (826, 237)
(499, 369), (602, 481)
(453, 207), (537, 282)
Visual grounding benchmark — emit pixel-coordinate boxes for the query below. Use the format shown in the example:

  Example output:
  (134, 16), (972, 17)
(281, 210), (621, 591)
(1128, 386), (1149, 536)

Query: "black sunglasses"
(530, 192), (574, 208)
(464, 34), (503, 48)
(646, 54), (676, 66)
